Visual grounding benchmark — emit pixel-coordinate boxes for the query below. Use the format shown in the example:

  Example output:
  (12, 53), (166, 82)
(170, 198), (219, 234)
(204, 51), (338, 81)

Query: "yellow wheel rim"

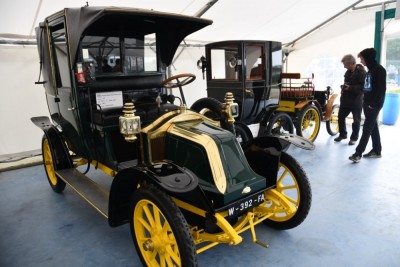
(301, 108), (320, 141)
(330, 106), (339, 132)
(134, 199), (181, 267)
(43, 138), (57, 186)
(269, 162), (300, 221)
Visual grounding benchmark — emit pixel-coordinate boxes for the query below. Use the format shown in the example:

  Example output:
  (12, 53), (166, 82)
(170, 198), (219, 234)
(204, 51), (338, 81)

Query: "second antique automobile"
(193, 41), (339, 142)
(31, 6), (313, 266)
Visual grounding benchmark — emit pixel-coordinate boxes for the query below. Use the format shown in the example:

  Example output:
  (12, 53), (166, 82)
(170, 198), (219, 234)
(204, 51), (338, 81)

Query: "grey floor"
(1, 122), (399, 267)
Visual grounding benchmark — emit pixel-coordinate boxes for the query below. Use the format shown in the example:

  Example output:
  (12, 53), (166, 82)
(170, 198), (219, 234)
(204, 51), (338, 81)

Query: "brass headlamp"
(119, 102), (141, 142)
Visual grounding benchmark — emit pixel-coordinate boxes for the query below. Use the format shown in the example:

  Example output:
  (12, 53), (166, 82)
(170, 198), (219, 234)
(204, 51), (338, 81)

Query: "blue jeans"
(355, 104), (382, 155)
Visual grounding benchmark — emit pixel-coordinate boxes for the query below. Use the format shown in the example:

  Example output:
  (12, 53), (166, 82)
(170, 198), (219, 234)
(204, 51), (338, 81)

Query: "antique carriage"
(31, 6), (312, 266)
(193, 40), (339, 142)
(278, 73), (339, 141)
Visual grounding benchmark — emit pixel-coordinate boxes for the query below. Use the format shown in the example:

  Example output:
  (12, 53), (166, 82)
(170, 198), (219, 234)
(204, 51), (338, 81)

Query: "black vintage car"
(31, 6), (312, 266)
(193, 41), (339, 142)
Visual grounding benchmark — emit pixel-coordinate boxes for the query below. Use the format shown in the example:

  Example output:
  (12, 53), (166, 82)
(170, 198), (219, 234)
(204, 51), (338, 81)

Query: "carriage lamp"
(224, 92), (239, 124)
(119, 102), (141, 142)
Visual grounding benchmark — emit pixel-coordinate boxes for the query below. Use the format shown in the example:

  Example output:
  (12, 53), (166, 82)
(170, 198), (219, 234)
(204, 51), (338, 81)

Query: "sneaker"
(363, 150), (382, 158)
(349, 153), (361, 163)
(348, 140), (357, 145)
(334, 136), (347, 142)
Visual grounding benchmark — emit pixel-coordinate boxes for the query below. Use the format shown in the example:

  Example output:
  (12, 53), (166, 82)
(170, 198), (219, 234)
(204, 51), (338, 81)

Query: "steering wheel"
(162, 73), (196, 89)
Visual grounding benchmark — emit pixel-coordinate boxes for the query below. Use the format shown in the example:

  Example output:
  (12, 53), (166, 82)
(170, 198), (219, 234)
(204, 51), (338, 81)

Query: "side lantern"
(119, 102), (141, 142)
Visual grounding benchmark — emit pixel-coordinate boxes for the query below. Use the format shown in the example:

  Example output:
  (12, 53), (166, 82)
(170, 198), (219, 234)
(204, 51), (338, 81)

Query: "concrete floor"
(1, 122), (399, 267)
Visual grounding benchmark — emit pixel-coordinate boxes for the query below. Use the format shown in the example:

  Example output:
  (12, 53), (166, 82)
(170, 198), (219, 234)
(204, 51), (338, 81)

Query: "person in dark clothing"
(334, 54), (366, 145)
(102, 58), (112, 73)
(349, 48), (386, 163)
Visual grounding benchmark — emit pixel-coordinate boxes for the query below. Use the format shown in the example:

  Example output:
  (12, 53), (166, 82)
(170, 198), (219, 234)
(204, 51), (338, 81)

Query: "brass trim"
(45, 22), (57, 94)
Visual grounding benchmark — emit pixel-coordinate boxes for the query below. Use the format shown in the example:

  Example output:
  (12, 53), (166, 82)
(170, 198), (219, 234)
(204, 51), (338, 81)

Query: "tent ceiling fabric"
(0, 0), (392, 45)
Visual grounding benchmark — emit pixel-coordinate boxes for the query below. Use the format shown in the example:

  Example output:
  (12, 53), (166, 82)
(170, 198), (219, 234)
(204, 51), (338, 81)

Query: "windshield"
(81, 33), (158, 76)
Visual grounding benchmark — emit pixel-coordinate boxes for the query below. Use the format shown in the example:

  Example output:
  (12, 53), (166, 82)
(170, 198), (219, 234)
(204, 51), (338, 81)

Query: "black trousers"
(355, 104), (382, 155)
(338, 106), (362, 141)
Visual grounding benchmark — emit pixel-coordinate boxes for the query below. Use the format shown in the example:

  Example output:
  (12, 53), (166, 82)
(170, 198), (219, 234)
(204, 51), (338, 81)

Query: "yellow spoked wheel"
(130, 184), (196, 267)
(326, 104), (340, 136)
(296, 104), (321, 142)
(42, 135), (66, 193)
(263, 151), (311, 230)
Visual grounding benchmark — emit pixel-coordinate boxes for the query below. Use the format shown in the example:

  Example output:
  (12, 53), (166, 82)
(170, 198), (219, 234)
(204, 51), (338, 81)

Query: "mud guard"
(323, 94), (338, 121)
(108, 161), (199, 227)
(245, 134), (314, 152)
(31, 116), (72, 169)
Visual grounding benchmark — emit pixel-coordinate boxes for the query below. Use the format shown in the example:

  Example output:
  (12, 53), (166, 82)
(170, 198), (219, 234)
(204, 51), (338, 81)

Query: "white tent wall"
(0, 44), (207, 156)
(0, 45), (49, 156)
(288, 7), (377, 92)
(0, 1), (397, 157)
(167, 46), (208, 107)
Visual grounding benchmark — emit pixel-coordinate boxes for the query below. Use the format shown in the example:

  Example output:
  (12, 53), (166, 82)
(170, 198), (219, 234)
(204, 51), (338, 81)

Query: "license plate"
(225, 191), (265, 217)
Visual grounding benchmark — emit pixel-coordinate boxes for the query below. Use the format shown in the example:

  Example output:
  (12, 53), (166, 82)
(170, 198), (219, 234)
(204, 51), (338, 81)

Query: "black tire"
(266, 112), (294, 135)
(234, 123), (253, 144)
(263, 151), (312, 230)
(296, 104), (321, 142)
(191, 97), (223, 122)
(326, 104), (340, 136)
(41, 135), (66, 193)
(129, 183), (197, 267)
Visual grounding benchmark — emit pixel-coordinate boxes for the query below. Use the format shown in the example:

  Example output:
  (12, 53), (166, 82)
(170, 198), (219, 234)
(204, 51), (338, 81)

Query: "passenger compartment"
(87, 74), (179, 128)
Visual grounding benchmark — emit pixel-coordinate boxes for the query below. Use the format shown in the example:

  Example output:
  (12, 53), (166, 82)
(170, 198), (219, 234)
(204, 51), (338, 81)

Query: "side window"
(270, 45), (283, 100)
(125, 33), (157, 73)
(245, 45), (263, 80)
(50, 25), (71, 88)
(210, 45), (239, 80)
(125, 37), (145, 73)
(144, 33), (157, 72)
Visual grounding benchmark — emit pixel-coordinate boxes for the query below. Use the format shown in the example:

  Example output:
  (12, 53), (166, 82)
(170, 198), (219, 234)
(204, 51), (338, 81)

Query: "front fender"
(244, 134), (314, 152)
(108, 161), (199, 227)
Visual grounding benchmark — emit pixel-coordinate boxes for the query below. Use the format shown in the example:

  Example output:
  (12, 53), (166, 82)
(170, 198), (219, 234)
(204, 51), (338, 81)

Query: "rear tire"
(130, 183), (197, 267)
(41, 135), (66, 193)
(326, 104), (339, 136)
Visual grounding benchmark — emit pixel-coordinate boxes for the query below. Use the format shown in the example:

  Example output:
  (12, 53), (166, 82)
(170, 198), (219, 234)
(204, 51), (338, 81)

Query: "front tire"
(191, 97), (223, 122)
(296, 104), (321, 142)
(130, 183), (197, 267)
(234, 123), (253, 144)
(42, 135), (66, 193)
(266, 112), (294, 135)
(263, 151), (312, 230)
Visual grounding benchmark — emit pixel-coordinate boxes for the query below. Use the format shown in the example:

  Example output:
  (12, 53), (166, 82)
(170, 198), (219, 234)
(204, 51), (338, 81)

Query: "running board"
(56, 169), (109, 218)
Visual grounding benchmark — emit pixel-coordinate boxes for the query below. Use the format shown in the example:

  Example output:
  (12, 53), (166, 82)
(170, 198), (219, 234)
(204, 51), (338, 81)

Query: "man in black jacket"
(335, 54), (366, 145)
(349, 48), (386, 163)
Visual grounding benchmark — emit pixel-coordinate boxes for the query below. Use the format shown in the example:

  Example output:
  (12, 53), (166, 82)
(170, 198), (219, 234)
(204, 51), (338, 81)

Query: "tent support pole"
(284, 0), (364, 47)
